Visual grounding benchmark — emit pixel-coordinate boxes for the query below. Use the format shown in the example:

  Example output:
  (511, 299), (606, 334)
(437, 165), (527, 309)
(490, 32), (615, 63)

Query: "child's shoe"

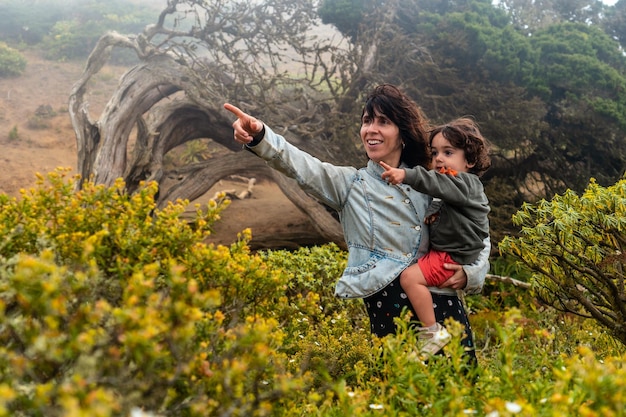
(418, 323), (451, 356)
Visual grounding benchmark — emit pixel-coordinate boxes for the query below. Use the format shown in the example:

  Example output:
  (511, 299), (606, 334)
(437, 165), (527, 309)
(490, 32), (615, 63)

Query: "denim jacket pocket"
(335, 251), (409, 299)
(343, 252), (383, 275)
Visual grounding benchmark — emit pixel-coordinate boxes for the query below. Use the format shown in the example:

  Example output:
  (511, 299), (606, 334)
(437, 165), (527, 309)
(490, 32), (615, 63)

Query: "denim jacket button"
(414, 225), (421, 231)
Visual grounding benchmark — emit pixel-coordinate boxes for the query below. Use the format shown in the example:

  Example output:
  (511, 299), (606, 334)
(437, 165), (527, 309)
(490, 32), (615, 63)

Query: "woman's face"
(360, 110), (403, 167)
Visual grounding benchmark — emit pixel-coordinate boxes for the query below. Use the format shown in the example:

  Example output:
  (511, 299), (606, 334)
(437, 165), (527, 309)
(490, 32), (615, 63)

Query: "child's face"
(430, 133), (475, 173)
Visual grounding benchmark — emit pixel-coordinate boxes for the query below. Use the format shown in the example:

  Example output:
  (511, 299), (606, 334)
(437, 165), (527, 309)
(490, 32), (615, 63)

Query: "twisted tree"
(69, 0), (365, 248)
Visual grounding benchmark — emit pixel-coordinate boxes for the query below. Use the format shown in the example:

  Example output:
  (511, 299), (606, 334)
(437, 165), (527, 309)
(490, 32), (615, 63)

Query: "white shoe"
(418, 323), (451, 356)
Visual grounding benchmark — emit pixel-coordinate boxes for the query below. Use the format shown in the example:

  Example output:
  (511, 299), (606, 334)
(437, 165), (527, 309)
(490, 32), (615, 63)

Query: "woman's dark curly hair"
(428, 117), (491, 177)
(362, 84), (431, 168)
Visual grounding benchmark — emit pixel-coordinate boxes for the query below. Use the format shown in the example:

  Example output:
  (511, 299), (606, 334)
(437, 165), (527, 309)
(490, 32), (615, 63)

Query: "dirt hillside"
(0, 50), (314, 248)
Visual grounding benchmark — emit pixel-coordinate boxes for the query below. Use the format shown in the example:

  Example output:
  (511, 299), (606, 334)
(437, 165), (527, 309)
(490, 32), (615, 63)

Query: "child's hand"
(379, 161), (405, 185)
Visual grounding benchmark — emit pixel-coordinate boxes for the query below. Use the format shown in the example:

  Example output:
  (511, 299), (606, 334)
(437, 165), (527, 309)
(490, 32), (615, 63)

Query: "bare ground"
(0, 50), (316, 249)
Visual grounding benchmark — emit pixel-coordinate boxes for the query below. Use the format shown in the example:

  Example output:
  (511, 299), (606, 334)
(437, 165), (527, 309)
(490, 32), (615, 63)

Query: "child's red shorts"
(417, 249), (457, 286)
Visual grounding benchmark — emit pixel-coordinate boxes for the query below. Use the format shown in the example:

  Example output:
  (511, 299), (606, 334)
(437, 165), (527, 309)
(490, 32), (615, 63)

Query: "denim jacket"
(248, 126), (489, 299)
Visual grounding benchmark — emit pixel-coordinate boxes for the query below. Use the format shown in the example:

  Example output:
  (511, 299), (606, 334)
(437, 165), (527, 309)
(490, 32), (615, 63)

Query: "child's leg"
(399, 264), (436, 328)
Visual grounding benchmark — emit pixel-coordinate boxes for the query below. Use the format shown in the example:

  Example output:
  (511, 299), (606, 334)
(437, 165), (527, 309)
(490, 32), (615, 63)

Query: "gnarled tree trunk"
(68, 0), (407, 250)
(67, 1), (363, 249)
(69, 53), (346, 248)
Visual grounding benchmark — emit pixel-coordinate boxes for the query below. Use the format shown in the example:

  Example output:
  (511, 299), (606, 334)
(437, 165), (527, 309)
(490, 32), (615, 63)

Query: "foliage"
(499, 177), (626, 346)
(7, 126), (19, 142)
(603, 0), (626, 49)
(0, 0), (66, 44)
(318, 0), (369, 41)
(179, 140), (212, 164)
(27, 105), (59, 130)
(0, 0), (158, 61)
(26, 117), (50, 130)
(495, 0), (607, 35)
(0, 169), (624, 416)
(0, 169), (366, 415)
(524, 22), (626, 191)
(39, 1), (159, 61)
(0, 42), (26, 78)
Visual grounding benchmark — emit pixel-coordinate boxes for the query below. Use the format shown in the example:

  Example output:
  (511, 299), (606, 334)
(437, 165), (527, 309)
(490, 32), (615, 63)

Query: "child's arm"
(380, 161), (406, 185)
(381, 160), (471, 205)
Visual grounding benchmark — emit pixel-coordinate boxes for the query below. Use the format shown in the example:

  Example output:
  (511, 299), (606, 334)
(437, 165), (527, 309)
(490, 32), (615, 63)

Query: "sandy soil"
(0, 50), (313, 248)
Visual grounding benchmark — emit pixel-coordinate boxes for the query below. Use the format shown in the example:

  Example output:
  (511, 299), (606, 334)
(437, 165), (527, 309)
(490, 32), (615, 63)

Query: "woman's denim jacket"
(248, 126), (489, 299)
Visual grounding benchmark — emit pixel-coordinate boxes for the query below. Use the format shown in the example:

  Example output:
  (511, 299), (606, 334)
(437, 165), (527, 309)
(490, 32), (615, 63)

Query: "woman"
(224, 84), (489, 361)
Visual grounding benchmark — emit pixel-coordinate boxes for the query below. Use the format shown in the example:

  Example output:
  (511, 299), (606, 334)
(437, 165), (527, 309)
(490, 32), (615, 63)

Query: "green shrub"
(26, 115), (50, 130)
(0, 42), (26, 78)
(0, 169), (624, 416)
(41, 19), (100, 61)
(0, 169), (309, 415)
(8, 126), (19, 142)
(499, 178), (626, 346)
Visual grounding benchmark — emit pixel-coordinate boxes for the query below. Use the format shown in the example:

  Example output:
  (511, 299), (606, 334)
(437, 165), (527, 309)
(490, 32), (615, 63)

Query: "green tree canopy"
(603, 0), (626, 49)
(527, 23), (626, 191)
(318, 0), (369, 41)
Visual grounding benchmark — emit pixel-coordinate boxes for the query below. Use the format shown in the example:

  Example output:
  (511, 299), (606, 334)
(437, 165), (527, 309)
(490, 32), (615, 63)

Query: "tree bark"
(68, 1), (361, 250)
(271, 173), (345, 249)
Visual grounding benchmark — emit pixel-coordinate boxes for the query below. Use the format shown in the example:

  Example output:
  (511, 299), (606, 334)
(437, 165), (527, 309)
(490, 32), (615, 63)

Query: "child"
(380, 117), (491, 356)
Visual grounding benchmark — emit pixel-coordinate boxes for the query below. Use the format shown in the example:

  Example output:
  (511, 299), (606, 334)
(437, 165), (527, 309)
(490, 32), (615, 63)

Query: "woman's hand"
(224, 103), (263, 145)
(439, 263), (467, 290)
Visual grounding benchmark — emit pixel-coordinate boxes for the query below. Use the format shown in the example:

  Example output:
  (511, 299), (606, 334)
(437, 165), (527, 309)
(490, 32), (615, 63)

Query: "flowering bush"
(0, 169), (624, 416)
(499, 178), (626, 345)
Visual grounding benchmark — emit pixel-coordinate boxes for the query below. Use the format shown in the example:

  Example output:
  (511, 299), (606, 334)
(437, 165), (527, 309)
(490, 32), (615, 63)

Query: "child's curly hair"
(428, 117), (491, 177)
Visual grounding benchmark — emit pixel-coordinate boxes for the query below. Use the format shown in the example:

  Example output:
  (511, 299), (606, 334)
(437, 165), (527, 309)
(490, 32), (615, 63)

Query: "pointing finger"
(224, 103), (246, 118)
